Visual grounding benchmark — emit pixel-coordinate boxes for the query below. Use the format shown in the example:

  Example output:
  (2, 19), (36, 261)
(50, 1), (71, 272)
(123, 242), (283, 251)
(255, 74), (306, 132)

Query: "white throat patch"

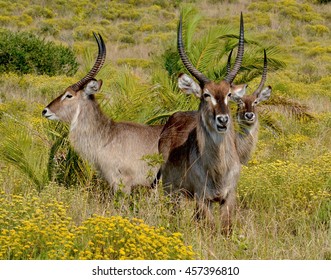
(71, 104), (81, 131)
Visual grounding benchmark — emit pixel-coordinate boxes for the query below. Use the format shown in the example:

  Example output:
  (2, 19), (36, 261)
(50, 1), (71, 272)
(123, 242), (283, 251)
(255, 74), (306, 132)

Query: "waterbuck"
(231, 49), (272, 164)
(42, 33), (163, 193)
(159, 14), (245, 233)
(158, 50), (271, 167)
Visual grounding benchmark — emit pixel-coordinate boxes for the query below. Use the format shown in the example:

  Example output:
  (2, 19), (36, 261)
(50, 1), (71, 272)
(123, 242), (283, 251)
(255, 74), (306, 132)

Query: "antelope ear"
(254, 86), (272, 105)
(84, 79), (103, 96)
(178, 73), (202, 98)
(230, 84), (247, 103)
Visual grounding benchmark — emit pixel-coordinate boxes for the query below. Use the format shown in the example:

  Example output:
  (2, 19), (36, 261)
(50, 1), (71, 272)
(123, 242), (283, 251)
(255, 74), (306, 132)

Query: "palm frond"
(161, 7), (287, 86)
(105, 68), (156, 123)
(45, 122), (95, 187)
(47, 123), (68, 182)
(259, 110), (283, 135)
(262, 95), (315, 121)
(0, 132), (47, 191)
(193, 27), (235, 77)
(224, 45), (287, 84)
(145, 110), (180, 125)
(181, 6), (202, 51)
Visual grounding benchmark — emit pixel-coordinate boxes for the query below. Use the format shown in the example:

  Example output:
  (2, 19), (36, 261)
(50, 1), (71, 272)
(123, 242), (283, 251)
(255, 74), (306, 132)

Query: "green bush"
(0, 29), (78, 76)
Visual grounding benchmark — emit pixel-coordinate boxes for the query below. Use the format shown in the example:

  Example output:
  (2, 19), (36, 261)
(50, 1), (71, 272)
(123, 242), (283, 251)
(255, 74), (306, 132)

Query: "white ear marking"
(255, 86), (272, 104)
(230, 84), (247, 105)
(232, 84), (247, 98)
(178, 74), (202, 98)
(84, 80), (100, 96)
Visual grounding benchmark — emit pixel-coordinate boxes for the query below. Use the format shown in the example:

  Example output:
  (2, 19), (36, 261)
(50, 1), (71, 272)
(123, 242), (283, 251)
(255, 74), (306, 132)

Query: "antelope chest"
(188, 156), (241, 201)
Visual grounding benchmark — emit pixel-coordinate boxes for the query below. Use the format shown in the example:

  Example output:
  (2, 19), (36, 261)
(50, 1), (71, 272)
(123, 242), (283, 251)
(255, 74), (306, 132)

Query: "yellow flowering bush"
(74, 215), (195, 260)
(239, 154), (331, 218)
(248, 0), (322, 22)
(0, 191), (195, 260)
(305, 24), (330, 37)
(0, 191), (75, 260)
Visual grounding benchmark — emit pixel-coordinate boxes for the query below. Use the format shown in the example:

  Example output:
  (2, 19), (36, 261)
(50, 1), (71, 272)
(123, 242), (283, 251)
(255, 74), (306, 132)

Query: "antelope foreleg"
(219, 191), (236, 236)
(194, 199), (214, 226)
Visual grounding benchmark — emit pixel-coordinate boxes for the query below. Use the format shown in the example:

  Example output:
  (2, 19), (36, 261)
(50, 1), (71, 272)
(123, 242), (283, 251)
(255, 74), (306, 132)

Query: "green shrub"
(0, 15), (12, 25)
(305, 24), (330, 36)
(0, 29), (78, 76)
(25, 5), (55, 19)
(119, 35), (136, 44)
(117, 58), (151, 68)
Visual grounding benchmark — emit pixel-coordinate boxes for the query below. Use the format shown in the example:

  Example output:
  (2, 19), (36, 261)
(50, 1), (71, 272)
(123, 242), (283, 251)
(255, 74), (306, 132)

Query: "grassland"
(0, 0), (330, 259)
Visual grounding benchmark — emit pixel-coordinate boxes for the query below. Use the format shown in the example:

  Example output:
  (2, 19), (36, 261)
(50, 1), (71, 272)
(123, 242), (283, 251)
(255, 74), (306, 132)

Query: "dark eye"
(66, 94), (73, 99)
(227, 92), (232, 97)
(203, 93), (211, 99)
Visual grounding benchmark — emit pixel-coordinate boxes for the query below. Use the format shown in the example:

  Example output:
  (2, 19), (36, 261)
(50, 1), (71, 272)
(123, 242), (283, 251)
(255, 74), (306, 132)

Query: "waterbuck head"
(177, 13), (246, 134)
(231, 49), (272, 126)
(42, 33), (106, 123)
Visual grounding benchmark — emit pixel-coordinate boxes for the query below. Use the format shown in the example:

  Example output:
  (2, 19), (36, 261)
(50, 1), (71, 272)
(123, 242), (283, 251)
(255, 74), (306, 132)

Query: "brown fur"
(43, 80), (163, 193)
(158, 111), (198, 162)
(233, 86), (272, 165)
(159, 77), (243, 233)
(235, 95), (259, 165)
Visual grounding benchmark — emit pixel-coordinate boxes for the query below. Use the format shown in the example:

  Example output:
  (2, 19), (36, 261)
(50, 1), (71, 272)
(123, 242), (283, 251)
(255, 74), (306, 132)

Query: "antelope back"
(158, 110), (198, 162)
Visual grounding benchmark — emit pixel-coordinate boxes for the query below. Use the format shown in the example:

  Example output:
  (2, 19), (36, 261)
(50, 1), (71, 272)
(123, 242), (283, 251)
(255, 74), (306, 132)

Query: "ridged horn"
(226, 49), (233, 76)
(252, 49), (268, 96)
(224, 12), (244, 84)
(70, 32), (106, 91)
(177, 15), (210, 85)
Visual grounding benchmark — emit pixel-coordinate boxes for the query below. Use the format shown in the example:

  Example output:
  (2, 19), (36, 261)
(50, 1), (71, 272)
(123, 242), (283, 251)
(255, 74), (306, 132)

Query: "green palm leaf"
(0, 119), (48, 192)
(45, 122), (95, 187)
(1, 136), (44, 191)
(162, 7), (287, 85)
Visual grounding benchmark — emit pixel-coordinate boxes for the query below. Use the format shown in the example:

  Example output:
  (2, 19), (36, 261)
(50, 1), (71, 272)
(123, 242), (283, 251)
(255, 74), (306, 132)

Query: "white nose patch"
(43, 108), (59, 120)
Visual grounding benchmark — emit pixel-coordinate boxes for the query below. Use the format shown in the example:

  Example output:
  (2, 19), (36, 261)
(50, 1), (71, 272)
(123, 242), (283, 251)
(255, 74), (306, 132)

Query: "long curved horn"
(252, 49), (268, 96)
(70, 32), (106, 91)
(226, 49), (233, 76)
(177, 15), (210, 85)
(224, 12), (244, 84)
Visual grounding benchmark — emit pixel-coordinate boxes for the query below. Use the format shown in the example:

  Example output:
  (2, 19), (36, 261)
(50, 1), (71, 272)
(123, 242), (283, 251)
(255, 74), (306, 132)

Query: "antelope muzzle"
(216, 114), (229, 132)
(244, 112), (255, 122)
